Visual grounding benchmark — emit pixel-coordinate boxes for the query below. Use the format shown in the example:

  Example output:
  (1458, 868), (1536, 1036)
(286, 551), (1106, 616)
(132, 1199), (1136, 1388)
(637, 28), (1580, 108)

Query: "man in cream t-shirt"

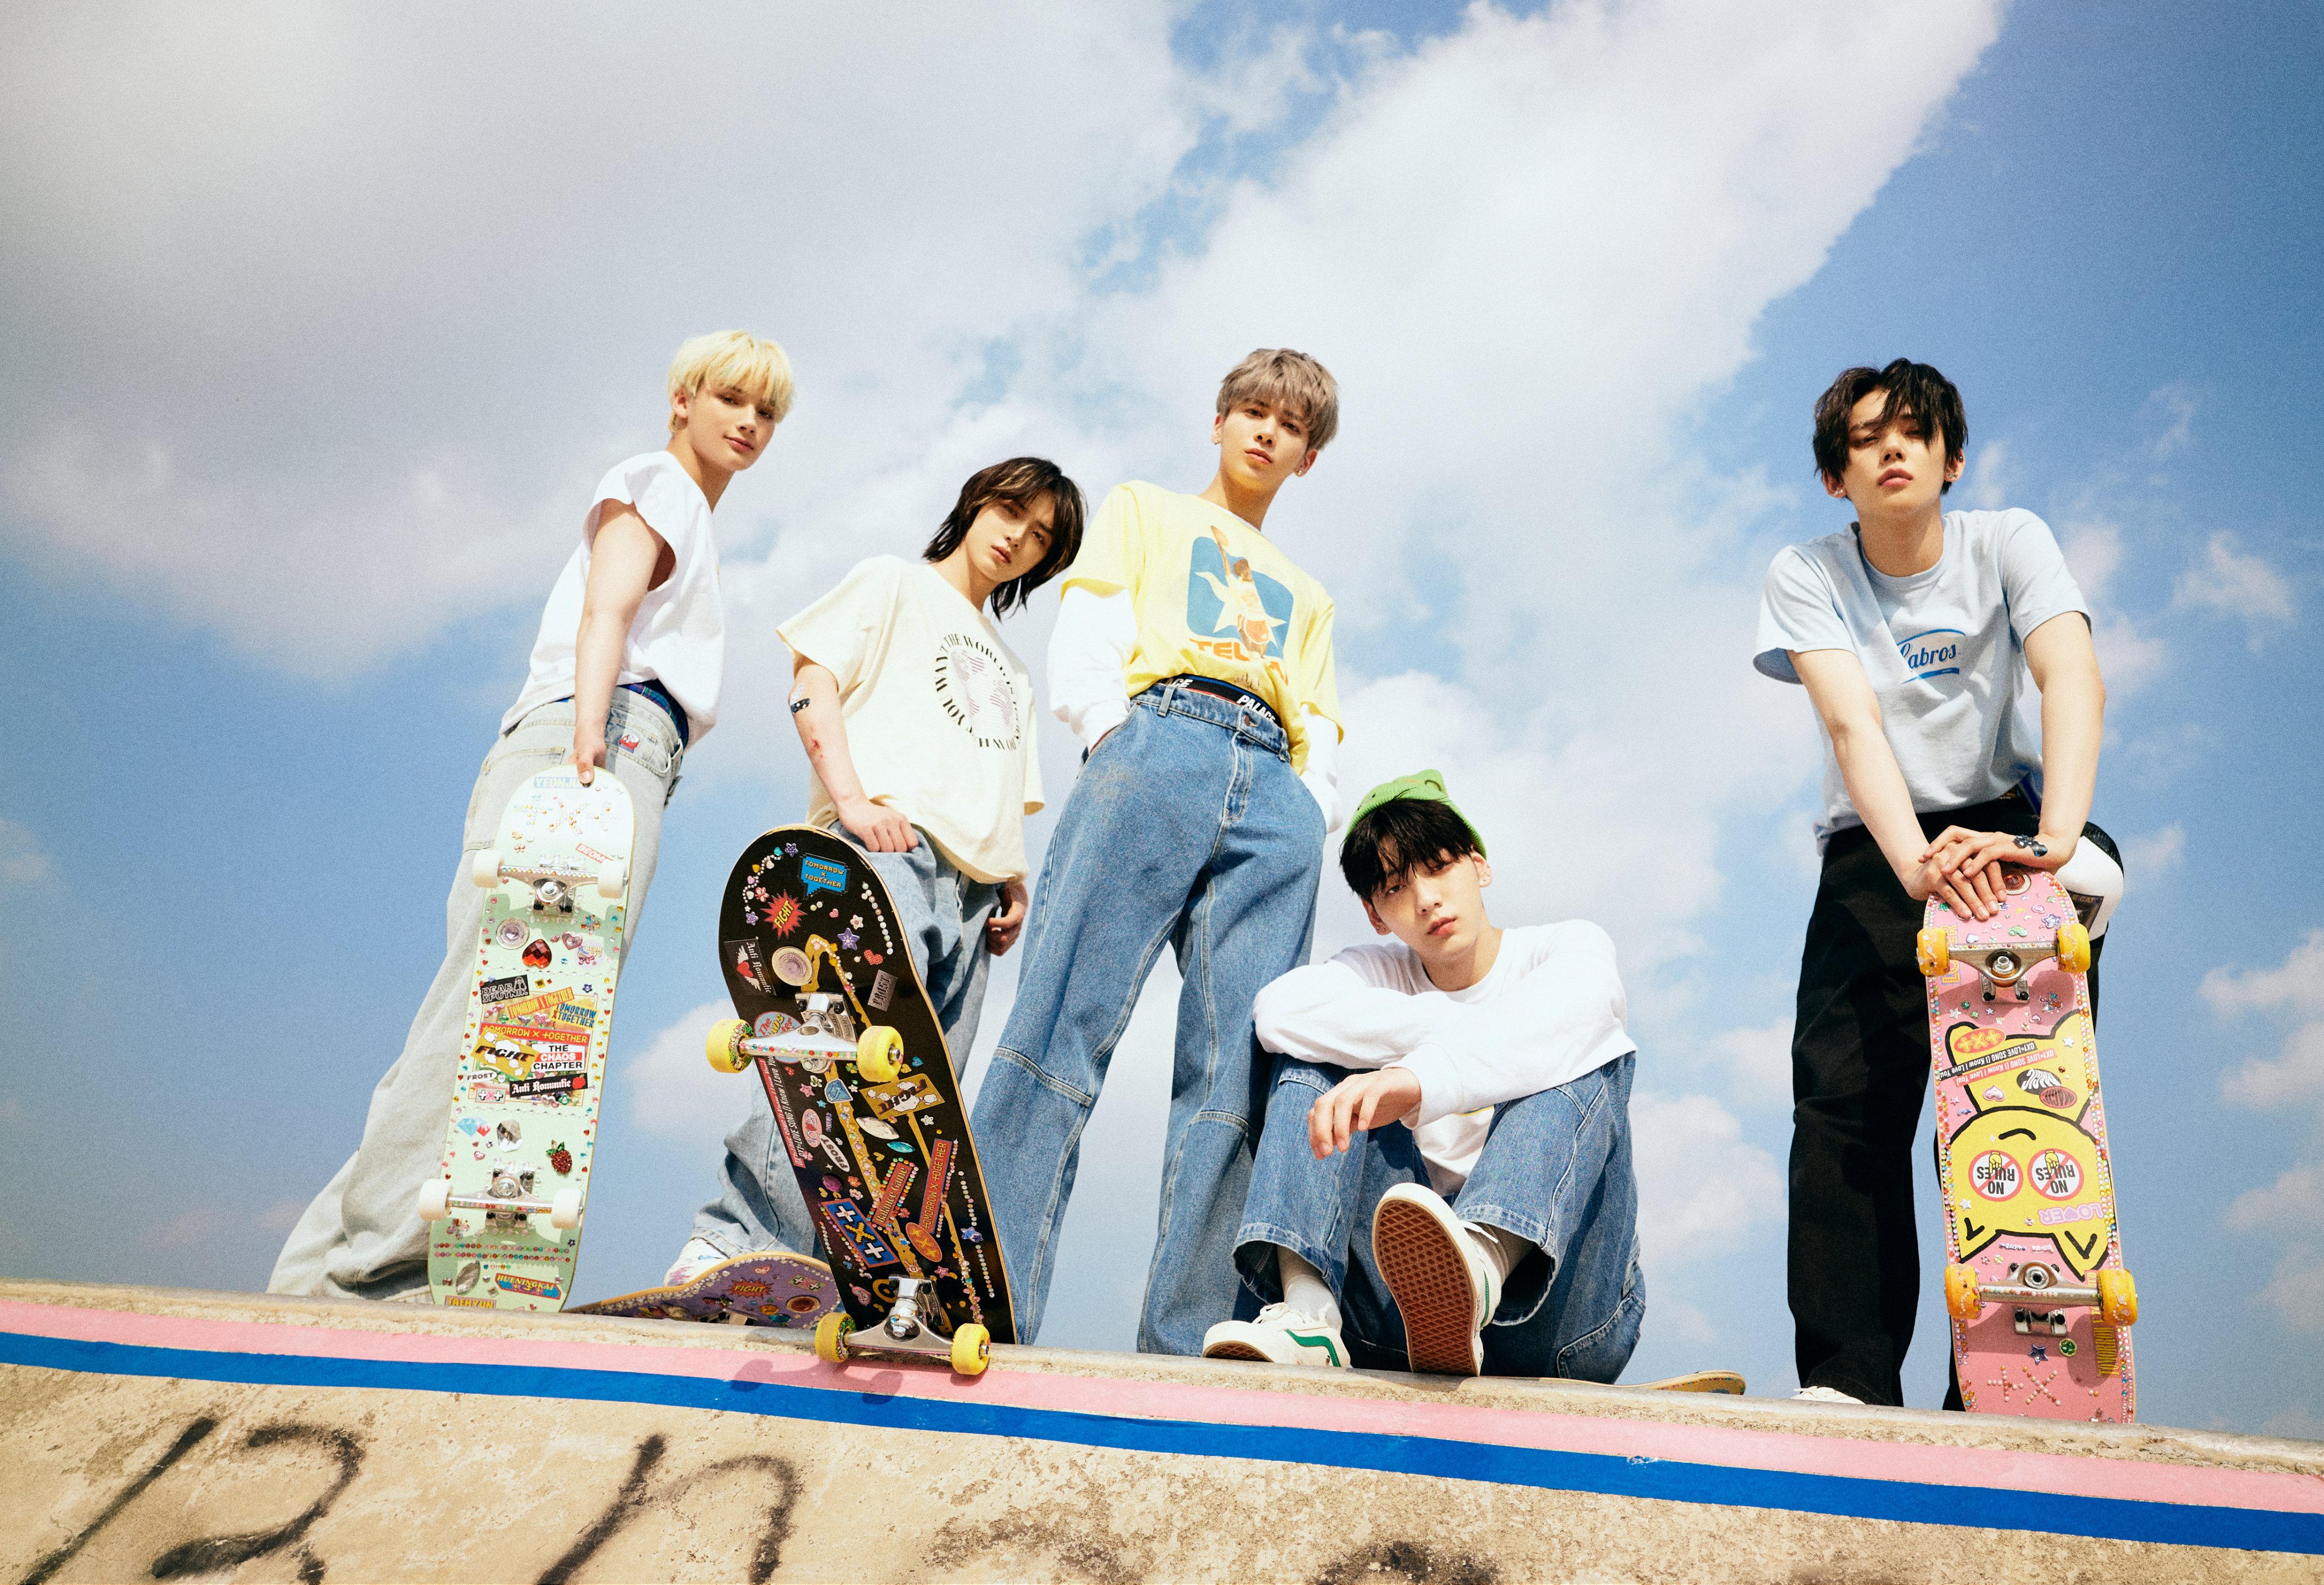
(668, 456), (1085, 1285)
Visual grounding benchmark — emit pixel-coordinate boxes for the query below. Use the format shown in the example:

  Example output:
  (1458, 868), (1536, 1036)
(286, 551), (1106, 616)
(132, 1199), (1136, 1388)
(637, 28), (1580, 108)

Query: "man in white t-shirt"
(1201, 771), (1644, 1379)
(268, 331), (794, 1304)
(1754, 358), (2123, 1409)
(666, 457), (1087, 1286)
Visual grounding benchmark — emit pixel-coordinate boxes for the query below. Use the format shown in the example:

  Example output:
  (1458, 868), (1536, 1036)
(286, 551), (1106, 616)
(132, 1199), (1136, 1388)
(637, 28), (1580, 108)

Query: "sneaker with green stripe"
(1201, 1304), (1349, 1368)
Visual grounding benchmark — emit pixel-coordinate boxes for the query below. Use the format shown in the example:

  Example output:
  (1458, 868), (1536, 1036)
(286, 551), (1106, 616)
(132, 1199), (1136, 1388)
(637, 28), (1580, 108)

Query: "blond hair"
(1216, 348), (1338, 453)
(667, 330), (796, 435)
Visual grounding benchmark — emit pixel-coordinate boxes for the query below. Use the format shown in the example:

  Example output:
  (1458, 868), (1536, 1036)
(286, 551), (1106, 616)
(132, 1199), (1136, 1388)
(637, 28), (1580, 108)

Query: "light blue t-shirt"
(1754, 508), (2087, 845)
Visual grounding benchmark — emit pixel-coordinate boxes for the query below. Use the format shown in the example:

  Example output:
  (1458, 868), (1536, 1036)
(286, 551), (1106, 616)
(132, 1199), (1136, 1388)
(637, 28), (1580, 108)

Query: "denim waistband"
(550, 680), (689, 747)
(1136, 678), (1290, 759)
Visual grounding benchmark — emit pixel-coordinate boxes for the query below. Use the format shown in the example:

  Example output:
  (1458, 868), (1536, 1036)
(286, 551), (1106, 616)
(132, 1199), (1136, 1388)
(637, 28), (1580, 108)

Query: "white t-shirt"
(503, 452), (725, 738)
(1252, 923), (1636, 1195)
(778, 557), (1043, 885)
(1753, 508), (2087, 845)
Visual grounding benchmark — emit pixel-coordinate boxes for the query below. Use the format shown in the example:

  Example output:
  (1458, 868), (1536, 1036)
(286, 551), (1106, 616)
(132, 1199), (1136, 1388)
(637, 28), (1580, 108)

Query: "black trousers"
(1787, 794), (2112, 1406)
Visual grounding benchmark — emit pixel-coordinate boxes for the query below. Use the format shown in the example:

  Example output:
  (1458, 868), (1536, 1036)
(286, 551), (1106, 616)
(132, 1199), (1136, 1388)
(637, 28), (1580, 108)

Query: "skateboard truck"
(705, 941), (907, 1084)
(812, 1277), (992, 1377)
(1917, 920), (2091, 1002)
(418, 1174), (583, 1238)
(470, 848), (628, 911)
(1945, 1262), (2137, 1348)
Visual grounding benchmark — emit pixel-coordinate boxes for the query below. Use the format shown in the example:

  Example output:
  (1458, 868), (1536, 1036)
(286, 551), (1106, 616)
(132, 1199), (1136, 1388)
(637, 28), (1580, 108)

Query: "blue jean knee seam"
(988, 1046), (1097, 1108)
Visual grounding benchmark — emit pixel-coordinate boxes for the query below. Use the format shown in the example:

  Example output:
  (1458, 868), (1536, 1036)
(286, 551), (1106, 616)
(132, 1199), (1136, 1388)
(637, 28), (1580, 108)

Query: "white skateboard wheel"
(550, 1186), (584, 1230)
(597, 860), (626, 899)
(469, 849), (502, 889)
(418, 1179), (452, 1221)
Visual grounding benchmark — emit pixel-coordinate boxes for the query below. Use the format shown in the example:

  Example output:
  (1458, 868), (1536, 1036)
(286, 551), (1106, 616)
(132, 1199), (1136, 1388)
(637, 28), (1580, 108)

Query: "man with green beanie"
(1201, 770), (1645, 1377)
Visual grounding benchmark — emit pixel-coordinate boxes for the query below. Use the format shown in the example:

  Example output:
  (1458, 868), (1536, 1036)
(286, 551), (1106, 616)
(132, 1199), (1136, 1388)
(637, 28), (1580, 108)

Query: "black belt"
(1144, 674), (1281, 731)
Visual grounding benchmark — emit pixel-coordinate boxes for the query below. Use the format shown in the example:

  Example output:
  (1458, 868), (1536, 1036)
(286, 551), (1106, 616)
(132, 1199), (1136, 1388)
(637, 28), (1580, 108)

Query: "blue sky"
(2, 2), (2318, 1436)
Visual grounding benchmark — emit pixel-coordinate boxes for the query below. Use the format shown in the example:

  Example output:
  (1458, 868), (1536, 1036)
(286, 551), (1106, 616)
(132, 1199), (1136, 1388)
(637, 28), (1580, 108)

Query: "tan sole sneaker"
(1372, 1185), (1488, 1376)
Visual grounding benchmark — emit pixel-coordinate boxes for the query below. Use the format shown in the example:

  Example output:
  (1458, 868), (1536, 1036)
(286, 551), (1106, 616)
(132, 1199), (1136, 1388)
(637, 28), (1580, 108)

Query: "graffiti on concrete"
(16, 1416), (801, 1585)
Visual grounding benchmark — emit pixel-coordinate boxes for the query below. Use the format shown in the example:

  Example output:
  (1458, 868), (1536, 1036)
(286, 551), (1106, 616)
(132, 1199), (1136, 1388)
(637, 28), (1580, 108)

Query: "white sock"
(1460, 1220), (1531, 1292)
(1275, 1247), (1341, 1331)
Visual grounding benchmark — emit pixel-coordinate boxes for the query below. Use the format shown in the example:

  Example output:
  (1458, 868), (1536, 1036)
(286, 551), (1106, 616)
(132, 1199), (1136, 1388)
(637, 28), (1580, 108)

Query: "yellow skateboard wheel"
(815, 1312), (852, 1365)
(857, 1025), (903, 1084)
(951, 1323), (991, 1377)
(1943, 1263), (1982, 1321)
(705, 1019), (752, 1074)
(2056, 921), (2092, 974)
(1916, 927), (1950, 978)
(2096, 1267), (2137, 1327)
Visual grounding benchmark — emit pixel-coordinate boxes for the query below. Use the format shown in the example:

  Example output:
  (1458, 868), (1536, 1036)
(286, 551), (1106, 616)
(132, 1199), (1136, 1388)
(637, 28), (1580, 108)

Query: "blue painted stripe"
(3, 1331), (2313, 1555)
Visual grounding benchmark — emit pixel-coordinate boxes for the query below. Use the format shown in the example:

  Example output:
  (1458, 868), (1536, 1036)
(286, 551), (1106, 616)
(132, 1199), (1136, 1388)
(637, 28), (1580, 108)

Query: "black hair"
(921, 457), (1088, 618)
(1812, 359), (1968, 495)
(1339, 798), (1482, 902)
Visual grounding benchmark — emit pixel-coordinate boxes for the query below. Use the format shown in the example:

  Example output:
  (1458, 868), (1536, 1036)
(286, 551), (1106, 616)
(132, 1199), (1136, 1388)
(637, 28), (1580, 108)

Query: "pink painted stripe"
(6, 1301), (2316, 1516)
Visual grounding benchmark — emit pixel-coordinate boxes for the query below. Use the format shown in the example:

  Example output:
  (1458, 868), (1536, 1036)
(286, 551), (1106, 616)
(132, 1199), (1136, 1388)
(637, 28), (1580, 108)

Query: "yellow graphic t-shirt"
(1062, 481), (1341, 772)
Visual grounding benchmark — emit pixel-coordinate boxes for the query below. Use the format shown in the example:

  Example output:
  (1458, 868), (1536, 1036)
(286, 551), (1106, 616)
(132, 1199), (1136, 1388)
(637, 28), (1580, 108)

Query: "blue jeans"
(972, 684), (1325, 1355)
(689, 825), (1001, 1259)
(1236, 1053), (1645, 1380)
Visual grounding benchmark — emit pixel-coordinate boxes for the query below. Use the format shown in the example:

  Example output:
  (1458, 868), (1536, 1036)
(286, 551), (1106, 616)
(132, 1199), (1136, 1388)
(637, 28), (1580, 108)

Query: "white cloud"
(2204, 927), (2324, 1018)
(2222, 1021), (2324, 1111)
(625, 998), (753, 1165)
(1631, 1090), (1783, 1271)
(0, 3), (1201, 674)
(2142, 383), (2197, 461)
(2256, 1248), (2324, 1335)
(2120, 823), (2184, 878)
(2056, 516), (2167, 694)
(2229, 1162), (2324, 1230)
(2173, 532), (2297, 641)
(1707, 1015), (1793, 1108)
(0, 816), (53, 888)
(1961, 436), (2014, 512)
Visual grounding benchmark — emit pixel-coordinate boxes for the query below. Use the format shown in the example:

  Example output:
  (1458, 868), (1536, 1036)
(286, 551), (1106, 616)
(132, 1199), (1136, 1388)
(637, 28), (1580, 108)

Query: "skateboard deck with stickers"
(572, 1251), (840, 1328)
(418, 766), (634, 1312)
(705, 825), (1016, 1374)
(1918, 865), (2137, 1421)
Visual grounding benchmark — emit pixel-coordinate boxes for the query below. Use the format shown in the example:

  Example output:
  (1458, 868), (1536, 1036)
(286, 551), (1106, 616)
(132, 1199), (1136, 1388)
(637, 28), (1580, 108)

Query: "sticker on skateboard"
(706, 826), (1015, 1376)
(1919, 865), (2137, 1420)
(419, 767), (633, 1311)
(573, 1252), (839, 1327)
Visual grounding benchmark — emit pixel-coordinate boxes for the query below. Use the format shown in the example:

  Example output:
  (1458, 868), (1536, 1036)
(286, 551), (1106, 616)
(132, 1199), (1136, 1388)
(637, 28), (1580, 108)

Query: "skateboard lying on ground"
(1639, 1372), (1745, 1394)
(573, 1251), (840, 1327)
(706, 826), (1017, 1376)
(1918, 865), (2137, 1421)
(416, 766), (633, 1311)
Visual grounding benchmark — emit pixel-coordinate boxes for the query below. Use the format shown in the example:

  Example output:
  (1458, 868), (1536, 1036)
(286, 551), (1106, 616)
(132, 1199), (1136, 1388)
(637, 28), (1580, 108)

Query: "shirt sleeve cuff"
(1394, 1048), (1466, 1126)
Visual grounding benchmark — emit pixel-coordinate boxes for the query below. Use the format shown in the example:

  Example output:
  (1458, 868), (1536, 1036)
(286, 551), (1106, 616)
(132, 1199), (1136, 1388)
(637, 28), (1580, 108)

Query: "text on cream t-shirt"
(780, 557), (1043, 884)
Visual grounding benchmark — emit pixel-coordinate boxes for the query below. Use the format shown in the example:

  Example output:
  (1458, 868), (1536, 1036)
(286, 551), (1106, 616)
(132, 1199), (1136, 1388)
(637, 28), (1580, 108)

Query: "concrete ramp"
(3, 1279), (2318, 1582)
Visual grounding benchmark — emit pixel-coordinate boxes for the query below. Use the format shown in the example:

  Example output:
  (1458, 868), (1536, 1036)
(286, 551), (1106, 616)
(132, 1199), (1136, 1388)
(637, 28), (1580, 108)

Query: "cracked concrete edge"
(6, 1276), (2318, 1475)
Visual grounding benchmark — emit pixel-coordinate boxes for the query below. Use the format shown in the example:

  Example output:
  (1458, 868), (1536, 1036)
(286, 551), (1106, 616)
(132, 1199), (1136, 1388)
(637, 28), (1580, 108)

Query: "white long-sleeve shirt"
(1050, 585), (1341, 832)
(1253, 922), (1636, 1192)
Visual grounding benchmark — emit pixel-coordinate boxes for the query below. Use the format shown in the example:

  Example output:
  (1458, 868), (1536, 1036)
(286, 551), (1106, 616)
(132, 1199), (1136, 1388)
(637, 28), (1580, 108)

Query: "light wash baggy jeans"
(267, 693), (684, 1301)
(688, 825), (1002, 1260)
(971, 683), (1324, 1355)
(1235, 1052), (1646, 1379)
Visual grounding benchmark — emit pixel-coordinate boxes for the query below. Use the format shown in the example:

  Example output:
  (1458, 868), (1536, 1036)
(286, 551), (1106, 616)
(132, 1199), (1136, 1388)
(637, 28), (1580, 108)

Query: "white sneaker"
(1202, 1305), (1349, 1368)
(1792, 1385), (1865, 1405)
(1372, 1183), (1500, 1376)
(661, 1237), (731, 1289)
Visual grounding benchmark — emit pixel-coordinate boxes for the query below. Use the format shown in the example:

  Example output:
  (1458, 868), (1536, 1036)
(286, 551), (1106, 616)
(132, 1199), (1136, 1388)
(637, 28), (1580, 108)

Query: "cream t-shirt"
(779, 557), (1043, 884)
(503, 452), (725, 738)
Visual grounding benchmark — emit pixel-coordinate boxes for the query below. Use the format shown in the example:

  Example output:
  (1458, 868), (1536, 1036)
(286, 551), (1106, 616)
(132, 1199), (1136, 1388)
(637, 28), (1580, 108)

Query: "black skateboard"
(706, 826), (1016, 1374)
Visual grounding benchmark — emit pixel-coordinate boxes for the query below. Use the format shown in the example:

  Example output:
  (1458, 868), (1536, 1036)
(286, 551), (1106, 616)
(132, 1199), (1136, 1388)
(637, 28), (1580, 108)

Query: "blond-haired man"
(270, 331), (793, 1302)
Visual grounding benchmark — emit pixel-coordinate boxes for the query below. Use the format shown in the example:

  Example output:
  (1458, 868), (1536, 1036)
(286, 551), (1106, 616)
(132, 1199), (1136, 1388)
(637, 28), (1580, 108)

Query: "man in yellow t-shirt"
(972, 349), (1345, 1356)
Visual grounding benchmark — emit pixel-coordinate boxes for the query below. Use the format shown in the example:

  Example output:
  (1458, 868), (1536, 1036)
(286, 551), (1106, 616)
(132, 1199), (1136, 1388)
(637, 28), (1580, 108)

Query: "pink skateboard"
(1919, 865), (2137, 1421)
